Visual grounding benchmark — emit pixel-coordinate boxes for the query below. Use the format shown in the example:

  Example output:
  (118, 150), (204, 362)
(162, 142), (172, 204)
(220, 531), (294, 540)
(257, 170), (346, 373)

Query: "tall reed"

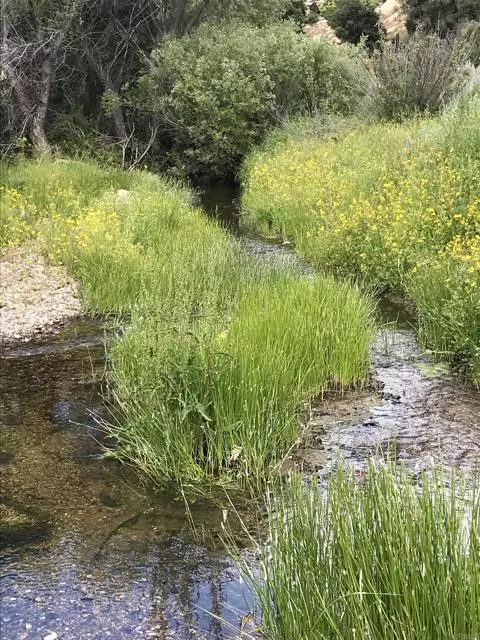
(110, 273), (374, 488)
(238, 464), (480, 639)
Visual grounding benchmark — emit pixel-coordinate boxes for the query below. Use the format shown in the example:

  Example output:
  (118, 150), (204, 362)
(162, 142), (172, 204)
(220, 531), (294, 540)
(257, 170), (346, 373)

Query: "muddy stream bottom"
(1, 242), (479, 640)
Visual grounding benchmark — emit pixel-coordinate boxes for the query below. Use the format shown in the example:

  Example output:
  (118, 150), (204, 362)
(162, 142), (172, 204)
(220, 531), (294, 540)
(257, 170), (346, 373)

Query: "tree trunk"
(29, 40), (60, 157)
(30, 110), (51, 157)
(85, 50), (128, 141)
(106, 82), (128, 141)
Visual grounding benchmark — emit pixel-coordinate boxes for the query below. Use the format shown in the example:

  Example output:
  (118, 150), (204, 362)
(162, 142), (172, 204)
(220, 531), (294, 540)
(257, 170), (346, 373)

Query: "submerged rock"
(0, 451), (14, 465)
(0, 502), (51, 548)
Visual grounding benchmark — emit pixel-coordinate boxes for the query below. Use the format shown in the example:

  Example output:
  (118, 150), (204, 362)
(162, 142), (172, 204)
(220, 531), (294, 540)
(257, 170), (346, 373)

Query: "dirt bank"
(0, 246), (81, 346)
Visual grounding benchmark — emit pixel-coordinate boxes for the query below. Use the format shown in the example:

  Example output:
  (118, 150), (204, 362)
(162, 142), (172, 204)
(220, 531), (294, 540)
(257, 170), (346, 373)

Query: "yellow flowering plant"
(242, 94), (480, 381)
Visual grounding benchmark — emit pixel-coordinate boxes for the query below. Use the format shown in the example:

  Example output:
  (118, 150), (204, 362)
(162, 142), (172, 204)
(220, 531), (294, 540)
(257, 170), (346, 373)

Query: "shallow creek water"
(0, 321), (252, 640)
(1, 188), (480, 639)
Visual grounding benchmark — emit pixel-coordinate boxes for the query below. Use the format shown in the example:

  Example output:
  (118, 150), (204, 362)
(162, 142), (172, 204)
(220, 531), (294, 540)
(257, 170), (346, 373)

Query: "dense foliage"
(323, 0), (380, 47)
(0, 0), (303, 169)
(406, 0), (480, 35)
(135, 22), (367, 178)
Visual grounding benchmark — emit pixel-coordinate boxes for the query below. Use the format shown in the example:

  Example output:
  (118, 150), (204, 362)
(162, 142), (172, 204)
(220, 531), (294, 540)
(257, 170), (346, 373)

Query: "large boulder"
(378, 0), (408, 41)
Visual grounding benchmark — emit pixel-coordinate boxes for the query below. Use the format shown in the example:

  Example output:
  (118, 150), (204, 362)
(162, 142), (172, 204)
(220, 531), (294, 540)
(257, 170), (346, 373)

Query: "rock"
(378, 0), (408, 41)
(304, 18), (341, 44)
(0, 451), (13, 465)
(99, 492), (120, 508)
(43, 632), (58, 640)
(0, 502), (51, 549)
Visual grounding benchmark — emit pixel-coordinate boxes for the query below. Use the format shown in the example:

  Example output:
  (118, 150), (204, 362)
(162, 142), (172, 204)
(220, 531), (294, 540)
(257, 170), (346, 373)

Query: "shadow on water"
(199, 185), (240, 233)
(0, 319), (253, 640)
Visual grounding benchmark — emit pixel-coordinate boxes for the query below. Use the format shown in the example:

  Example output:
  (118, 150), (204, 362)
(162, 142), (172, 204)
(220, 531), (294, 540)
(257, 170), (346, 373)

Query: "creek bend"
(1, 188), (479, 639)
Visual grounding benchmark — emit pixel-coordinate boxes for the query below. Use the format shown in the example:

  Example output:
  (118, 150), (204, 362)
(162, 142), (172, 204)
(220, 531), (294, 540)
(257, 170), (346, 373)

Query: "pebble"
(43, 632), (58, 640)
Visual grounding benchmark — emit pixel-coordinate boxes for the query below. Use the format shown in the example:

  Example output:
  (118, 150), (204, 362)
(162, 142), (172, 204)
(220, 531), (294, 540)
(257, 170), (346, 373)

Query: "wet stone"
(98, 492), (120, 508)
(0, 451), (14, 465)
(0, 502), (51, 549)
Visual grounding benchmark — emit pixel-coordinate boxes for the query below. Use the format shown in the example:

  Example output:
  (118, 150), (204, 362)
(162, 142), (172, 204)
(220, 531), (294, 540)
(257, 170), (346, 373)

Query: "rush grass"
(238, 464), (480, 639)
(1, 159), (374, 487)
(110, 274), (373, 487)
(241, 91), (480, 383)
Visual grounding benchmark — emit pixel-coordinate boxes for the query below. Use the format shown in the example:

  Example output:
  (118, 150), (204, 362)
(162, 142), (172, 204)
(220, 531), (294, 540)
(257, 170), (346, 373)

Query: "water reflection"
(0, 320), (252, 640)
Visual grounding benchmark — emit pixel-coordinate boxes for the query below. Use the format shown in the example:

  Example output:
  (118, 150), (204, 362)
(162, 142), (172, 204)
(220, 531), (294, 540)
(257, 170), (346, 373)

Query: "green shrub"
(323, 0), (380, 47)
(368, 33), (469, 120)
(238, 464), (480, 639)
(135, 22), (368, 179)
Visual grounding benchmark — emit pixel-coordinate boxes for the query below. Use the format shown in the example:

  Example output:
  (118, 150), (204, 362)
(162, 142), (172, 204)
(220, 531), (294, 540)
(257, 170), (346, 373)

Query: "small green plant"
(236, 464), (480, 639)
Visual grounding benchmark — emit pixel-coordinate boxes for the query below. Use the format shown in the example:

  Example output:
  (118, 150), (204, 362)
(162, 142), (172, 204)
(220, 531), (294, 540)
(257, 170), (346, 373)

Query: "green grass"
(241, 90), (480, 383)
(236, 464), (480, 639)
(1, 158), (375, 488)
(110, 273), (374, 488)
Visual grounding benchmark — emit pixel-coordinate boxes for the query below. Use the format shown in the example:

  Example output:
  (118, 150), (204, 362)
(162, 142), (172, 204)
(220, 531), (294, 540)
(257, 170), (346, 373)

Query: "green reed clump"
(109, 273), (374, 488)
(239, 464), (480, 639)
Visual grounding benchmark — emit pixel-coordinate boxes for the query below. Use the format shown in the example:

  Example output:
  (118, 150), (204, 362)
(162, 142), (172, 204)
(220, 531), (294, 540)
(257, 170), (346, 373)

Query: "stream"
(1, 187), (479, 639)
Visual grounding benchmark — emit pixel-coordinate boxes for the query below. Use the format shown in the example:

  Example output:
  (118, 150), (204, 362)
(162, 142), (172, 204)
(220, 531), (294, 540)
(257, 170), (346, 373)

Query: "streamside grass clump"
(1, 158), (375, 488)
(110, 274), (374, 488)
(238, 465), (480, 640)
(241, 90), (480, 383)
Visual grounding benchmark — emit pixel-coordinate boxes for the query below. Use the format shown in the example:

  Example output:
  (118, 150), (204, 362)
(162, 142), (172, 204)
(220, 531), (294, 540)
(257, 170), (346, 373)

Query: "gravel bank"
(0, 246), (81, 345)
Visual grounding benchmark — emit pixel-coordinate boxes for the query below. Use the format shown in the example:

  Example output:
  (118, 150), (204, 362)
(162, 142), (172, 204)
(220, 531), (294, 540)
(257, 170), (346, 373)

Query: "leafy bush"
(136, 22), (368, 179)
(367, 33), (469, 120)
(323, 0), (381, 47)
(242, 91), (480, 381)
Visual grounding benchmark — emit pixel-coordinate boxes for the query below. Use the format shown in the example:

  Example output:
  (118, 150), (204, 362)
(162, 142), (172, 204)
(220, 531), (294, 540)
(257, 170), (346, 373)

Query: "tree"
(406, 0), (480, 36)
(135, 22), (367, 179)
(1, 0), (294, 157)
(324, 0), (381, 47)
(1, 0), (85, 155)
